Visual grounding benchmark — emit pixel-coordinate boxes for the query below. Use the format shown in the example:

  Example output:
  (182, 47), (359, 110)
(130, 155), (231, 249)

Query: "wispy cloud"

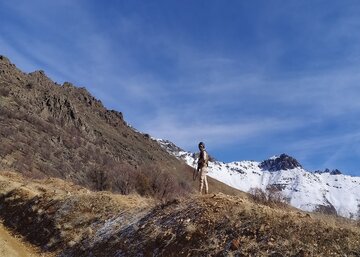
(2, 1), (360, 175)
(142, 112), (308, 151)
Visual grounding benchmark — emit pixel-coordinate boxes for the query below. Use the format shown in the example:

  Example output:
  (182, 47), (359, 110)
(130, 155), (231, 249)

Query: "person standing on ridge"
(197, 142), (209, 194)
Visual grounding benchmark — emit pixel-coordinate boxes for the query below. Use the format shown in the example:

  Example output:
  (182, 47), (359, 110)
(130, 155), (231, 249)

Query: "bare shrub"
(22, 151), (34, 168)
(266, 185), (290, 206)
(38, 162), (53, 176)
(100, 161), (188, 200)
(0, 107), (13, 119)
(0, 144), (15, 157)
(90, 169), (109, 191)
(249, 187), (268, 205)
(11, 155), (29, 173)
(112, 169), (136, 195)
(150, 170), (178, 199)
(72, 160), (82, 173)
(53, 150), (62, 159)
(13, 96), (24, 107)
(135, 172), (151, 196)
(0, 125), (15, 138)
(107, 162), (137, 195)
(0, 87), (10, 97)
(249, 186), (289, 207)
(136, 165), (188, 200)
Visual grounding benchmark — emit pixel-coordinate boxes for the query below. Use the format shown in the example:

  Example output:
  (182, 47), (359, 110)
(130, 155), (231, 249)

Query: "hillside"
(0, 55), (242, 199)
(2, 55), (360, 256)
(0, 171), (359, 256)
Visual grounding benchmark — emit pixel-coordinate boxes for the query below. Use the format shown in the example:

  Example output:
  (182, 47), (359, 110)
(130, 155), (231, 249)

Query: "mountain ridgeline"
(0, 55), (205, 199)
(158, 139), (360, 220)
(259, 154), (302, 171)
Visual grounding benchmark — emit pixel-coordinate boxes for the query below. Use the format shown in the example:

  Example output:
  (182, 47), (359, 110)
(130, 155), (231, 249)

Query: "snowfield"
(157, 139), (360, 219)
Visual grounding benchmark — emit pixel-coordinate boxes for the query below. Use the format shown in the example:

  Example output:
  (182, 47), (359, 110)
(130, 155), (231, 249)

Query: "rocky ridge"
(259, 154), (302, 171)
(0, 55), (245, 200)
(0, 55), (193, 199)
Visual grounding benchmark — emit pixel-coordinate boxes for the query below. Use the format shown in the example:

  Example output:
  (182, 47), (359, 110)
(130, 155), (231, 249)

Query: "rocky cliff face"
(0, 55), (196, 199)
(259, 154), (302, 171)
(315, 168), (342, 175)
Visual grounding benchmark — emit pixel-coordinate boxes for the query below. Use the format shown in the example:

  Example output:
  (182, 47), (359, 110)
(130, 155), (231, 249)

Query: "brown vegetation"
(0, 171), (359, 257)
(0, 55), (201, 200)
(249, 186), (290, 208)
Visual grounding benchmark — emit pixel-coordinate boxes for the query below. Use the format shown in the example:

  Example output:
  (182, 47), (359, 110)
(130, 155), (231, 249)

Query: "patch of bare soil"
(0, 171), (359, 257)
(0, 221), (49, 257)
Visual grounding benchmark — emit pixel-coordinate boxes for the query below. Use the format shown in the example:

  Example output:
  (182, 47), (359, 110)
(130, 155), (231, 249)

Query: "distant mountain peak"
(156, 139), (186, 154)
(259, 153), (302, 171)
(314, 168), (342, 175)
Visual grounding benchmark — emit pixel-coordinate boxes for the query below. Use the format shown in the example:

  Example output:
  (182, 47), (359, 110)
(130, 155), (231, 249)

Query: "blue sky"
(1, 0), (360, 176)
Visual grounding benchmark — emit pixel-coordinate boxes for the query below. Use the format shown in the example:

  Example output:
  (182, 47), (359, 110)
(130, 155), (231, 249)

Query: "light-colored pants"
(199, 166), (208, 194)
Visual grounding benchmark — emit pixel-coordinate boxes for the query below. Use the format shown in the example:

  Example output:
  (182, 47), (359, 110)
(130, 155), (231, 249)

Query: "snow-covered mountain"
(157, 139), (360, 219)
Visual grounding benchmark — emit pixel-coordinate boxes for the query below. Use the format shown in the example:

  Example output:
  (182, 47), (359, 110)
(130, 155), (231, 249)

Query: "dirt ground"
(0, 222), (46, 257)
(1, 171), (359, 256)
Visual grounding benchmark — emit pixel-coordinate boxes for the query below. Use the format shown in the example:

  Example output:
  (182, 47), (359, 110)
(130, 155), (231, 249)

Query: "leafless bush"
(39, 144), (51, 159)
(63, 137), (75, 150)
(72, 160), (83, 172)
(18, 124), (26, 133)
(47, 116), (55, 124)
(135, 165), (188, 200)
(21, 168), (47, 180)
(38, 162), (55, 176)
(90, 169), (109, 191)
(53, 150), (62, 159)
(0, 144), (15, 157)
(249, 187), (268, 204)
(0, 107), (13, 119)
(249, 186), (289, 207)
(0, 87), (10, 96)
(107, 162), (137, 195)
(11, 157), (28, 173)
(96, 161), (189, 200)
(266, 185), (290, 205)
(13, 96), (23, 107)
(150, 170), (178, 199)
(0, 125), (15, 138)
(135, 172), (152, 196)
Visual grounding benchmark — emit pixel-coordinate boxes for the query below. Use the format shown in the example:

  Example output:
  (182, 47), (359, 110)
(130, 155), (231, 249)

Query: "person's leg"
(199, 171), (205, 193)
(204, 175), (209, 194)
(199, 167), (208, 194)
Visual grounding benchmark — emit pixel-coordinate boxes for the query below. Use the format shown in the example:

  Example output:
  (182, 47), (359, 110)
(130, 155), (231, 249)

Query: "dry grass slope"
(0, 171), (359, 257)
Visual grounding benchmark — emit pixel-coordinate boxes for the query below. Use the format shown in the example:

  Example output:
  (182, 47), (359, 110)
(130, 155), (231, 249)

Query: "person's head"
(198, 142), (205, 150)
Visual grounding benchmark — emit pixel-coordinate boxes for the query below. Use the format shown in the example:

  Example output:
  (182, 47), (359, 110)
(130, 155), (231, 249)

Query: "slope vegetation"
(0, 55), (241, 199)
(0, 172), (359, 257)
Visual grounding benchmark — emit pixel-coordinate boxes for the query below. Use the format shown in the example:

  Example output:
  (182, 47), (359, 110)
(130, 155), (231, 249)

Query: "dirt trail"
(0, 222), (43, 257)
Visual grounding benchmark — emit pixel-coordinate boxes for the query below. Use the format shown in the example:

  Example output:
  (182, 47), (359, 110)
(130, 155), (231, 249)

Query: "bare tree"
(90, 168), (109, 191)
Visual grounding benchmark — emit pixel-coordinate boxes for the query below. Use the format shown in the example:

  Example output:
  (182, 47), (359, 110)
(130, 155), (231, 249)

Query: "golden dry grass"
(0, 171), (359, 257)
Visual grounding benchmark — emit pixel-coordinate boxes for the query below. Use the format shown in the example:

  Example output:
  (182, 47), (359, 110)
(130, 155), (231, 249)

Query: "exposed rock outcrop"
(259, 154), (302, 171)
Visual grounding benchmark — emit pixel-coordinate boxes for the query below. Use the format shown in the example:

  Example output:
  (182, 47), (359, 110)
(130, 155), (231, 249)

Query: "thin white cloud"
(142, 113), (308, 151)
(2, 1), (360, 176)
(289, 131), (360, 153)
